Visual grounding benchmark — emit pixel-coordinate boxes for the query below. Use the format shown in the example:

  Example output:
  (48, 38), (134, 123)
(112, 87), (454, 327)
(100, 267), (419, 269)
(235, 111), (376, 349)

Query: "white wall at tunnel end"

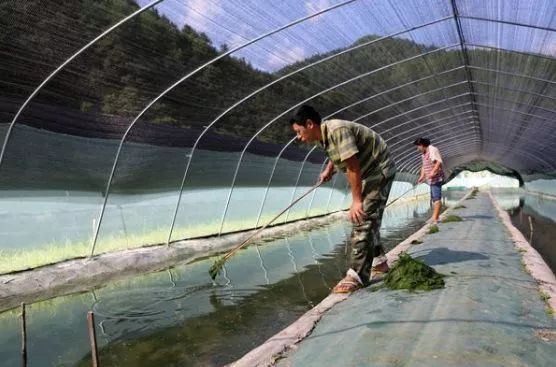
(445, 170), (519, 188)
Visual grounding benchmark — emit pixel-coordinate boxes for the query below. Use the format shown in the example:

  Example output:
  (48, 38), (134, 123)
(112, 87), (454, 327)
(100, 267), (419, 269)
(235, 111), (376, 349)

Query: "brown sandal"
(370, 262), (390, 280)
(332, 277), (362, 294)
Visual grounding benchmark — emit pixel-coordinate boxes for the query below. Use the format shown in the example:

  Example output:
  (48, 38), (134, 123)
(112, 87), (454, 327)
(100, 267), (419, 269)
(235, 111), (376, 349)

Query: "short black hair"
(289, 105), (321, 126)
(413, 137), (430, 147)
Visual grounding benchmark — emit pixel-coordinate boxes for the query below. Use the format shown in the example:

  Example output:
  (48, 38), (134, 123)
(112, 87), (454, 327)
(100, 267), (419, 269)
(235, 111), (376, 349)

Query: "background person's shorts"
(430, 182), (442, 202)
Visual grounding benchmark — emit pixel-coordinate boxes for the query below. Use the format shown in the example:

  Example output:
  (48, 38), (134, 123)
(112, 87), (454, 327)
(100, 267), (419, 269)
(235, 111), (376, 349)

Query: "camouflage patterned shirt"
(318, 119), (395, 185)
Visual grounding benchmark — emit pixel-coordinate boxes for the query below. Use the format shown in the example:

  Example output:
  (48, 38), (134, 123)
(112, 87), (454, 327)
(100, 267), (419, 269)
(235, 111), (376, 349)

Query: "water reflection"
(0, 196), (439, 367)
(492, 189), (556, 273)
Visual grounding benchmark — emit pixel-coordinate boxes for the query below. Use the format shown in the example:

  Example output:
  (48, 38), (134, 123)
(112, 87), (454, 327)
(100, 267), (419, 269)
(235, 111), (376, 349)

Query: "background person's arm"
(429, 146), (443, 178)
(417, 165), (426, 183)
(430, 160), (442, 178)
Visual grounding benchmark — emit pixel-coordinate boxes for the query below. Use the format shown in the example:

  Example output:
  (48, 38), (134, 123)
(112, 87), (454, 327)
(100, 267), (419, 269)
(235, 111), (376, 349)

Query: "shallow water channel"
(0, 193), (474, 367)
(492, 189), (556, 273)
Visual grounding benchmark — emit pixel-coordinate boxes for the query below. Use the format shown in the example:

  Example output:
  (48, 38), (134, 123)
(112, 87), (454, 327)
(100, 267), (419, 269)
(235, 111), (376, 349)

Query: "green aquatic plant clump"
(428, 224), (439, 234)
(466, 188), (479, 200)
(209, 257), (226, 280)
(384, 253), (445, 291)
(442, 215), (463, 223)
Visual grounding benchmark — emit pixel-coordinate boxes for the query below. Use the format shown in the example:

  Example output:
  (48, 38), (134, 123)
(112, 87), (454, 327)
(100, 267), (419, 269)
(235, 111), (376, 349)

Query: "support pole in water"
(87, 311), (100, 367)
(20, 303), (27, 367)
(528, 216), (534, 243)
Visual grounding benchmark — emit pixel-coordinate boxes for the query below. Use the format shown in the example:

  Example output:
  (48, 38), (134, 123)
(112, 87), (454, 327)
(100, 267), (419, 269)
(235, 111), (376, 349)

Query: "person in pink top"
(414, 138), (445, 224)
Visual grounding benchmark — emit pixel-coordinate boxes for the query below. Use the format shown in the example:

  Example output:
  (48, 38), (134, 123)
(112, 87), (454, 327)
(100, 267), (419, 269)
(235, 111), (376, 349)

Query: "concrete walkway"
(274, 193), (556, 367)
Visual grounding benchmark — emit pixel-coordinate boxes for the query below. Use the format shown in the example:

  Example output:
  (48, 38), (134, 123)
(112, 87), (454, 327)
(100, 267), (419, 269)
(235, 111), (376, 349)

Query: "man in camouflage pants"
(290, 105), (396, 293)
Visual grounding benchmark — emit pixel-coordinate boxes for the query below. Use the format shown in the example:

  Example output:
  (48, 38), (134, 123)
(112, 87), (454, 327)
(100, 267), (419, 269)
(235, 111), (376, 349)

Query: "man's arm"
(344, 155), (365, 224)
(319, 159), (335, 183)
(428, 147), (443, 178)
(417, 165), (426, 183)
(429, 160), (442, 178)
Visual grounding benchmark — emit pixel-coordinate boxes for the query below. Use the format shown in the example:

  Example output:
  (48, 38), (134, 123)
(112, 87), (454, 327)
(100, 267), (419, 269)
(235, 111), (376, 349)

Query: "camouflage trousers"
(348, 173), (394, 284)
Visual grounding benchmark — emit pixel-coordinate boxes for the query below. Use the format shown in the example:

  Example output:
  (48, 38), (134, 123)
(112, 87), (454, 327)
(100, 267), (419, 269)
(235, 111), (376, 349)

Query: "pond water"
(0, 191), (472, 367)
(492, 189), (556, 273)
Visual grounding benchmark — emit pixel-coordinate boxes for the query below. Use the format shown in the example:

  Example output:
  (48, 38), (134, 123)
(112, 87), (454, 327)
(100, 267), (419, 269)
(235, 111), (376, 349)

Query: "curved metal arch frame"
(399, 125), (556, 173)
(380, 95), (556, 157)
(383, 109), (476, 136)
(467, 66), (556, 85)
(405, 144), (481, 176)
(295, 121), (480, 218)
(257, 124), (475, 235)
(247, 84), (469, 232)
(324, 66), (467, 117)
(403, 138), (482, 174)
(107, 58), (556, 247)
(374, 101), (474, 134)
(411, 142), (481, 175)
(6, 2), (555, 256)
(387, 118), (477, 157)
(177, 71), (547, 242)
(215, 43), (462, 236)
(324, 172), (341, 213)
(249, 79), (475, 231)
(305, 158), (329, 217)
(471, 104), (556, 134)
(471, 80), (556, 102)
(403, 138), (554, 175)
(394, 131), (482, 164)
(253, 137), (297, 229)
(467, 146), (556, 173)
(352, 80), (470, 121)
(396, 133), (480, 168)
(458, 15), (556, 33)
(0, 0), (165, 170)
(253, 108), (478, 232)
(474, 102), (555, 122)
(382, 115), (479, 158)
(465, 43), (556, 63)
(89, 0), (363, 253)
(389, 5), (464, 121)
(357, 77), (556, 150)
(283, 146), (320, 225)
(169, 16), (457, 241)
(249, 87), (471, 231)
(473, 92), (556, 116)
(389, 114), (556, 164)
(354, 92), (473, 128)
(393, 131), (480, 168)
(268, 102), (471, 217)
(380, 99), (556, 157)
(213, 67), (470, 234)
(352, 85), (469, 124)
(480, 142), (556, 171)
(363, 89), (555, 142)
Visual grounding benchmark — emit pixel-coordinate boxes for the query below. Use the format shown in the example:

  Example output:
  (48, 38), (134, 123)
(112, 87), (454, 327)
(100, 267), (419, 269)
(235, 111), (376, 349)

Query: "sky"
(134, 0), (456, 71)
(134, 0), (555, 72)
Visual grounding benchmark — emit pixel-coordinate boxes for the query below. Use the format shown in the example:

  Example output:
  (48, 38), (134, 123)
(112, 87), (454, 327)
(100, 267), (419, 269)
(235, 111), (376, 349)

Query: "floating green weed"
(467, 188), (479, 199)
(428, 224), (439, 234)
(540, 291), (551, 302)
(442, 215), (463, 223)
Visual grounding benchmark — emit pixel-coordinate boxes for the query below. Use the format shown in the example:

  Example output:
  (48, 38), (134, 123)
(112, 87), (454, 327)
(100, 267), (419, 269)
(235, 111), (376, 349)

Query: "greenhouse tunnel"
(0, 0), (555, 366)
